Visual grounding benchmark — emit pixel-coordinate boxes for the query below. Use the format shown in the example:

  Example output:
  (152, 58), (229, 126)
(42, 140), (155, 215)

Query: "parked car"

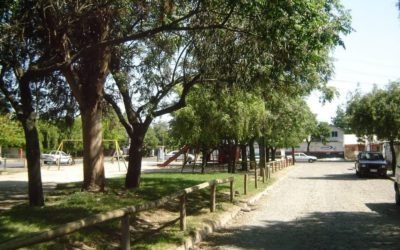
(42, 151), (73, 165)
(288, 153), (317, 163)
(395, 165), (400, 205)
(355, 151), (387, 177)
(165, 151), (195, 163)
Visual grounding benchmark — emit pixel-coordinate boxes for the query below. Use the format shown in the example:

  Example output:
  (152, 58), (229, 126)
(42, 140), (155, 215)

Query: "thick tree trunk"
(22, 121), (44, 206)
(265, 146), (270, 163)
(241, 144), (248, 171)
(19, 77), (44, 206)
(81, 103), (105, 191)
(306, 140), (311, 152)
(249, 138), (256, 169)
(390, 140), (397, 175)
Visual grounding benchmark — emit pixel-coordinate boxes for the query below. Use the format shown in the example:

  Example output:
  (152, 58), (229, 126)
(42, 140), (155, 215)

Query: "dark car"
(355, 151), (387, 177)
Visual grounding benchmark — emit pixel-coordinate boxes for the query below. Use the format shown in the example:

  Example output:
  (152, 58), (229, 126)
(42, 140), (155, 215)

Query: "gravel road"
(196, 162), (400, 250)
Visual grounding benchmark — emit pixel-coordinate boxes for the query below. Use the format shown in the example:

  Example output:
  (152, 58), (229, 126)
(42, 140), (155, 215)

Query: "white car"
(42, 151), (73, 165)
(165, 151), (195, 163)
(288, 153), (317, 163)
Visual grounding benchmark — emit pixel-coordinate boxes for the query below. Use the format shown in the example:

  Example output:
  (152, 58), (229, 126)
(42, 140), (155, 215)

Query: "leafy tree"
(347, 82), (400, 173)
(170, 85), (267, 173)
(105, 0), (351, 187)
(0, 114), (25, 149)
(143, 127), (160, 156)
(305, 122), (331, 152)
(332, 106), (352, 133)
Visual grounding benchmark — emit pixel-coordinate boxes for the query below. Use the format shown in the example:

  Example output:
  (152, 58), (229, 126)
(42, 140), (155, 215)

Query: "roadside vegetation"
(0, 171), (275, 249)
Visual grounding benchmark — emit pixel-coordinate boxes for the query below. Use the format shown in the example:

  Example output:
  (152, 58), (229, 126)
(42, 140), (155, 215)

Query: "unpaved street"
(197, 162), (400, 250)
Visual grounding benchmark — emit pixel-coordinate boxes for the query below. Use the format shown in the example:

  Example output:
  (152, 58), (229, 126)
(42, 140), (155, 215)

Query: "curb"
(174, 166), (293, 250)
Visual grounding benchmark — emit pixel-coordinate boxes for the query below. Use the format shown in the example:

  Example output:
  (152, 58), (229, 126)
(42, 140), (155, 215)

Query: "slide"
(157, 145), (190, 167)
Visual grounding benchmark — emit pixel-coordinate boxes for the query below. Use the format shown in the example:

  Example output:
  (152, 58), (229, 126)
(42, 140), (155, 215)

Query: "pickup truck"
(42, 151), (73, 165)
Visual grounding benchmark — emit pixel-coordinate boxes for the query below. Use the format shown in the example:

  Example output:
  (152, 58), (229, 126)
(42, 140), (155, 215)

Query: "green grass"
(0, 171), (275, 249)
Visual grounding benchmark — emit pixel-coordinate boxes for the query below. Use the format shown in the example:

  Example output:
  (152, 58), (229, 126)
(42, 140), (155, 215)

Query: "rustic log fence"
(0, 177), (234, 250)
(243, 158), (293, 194)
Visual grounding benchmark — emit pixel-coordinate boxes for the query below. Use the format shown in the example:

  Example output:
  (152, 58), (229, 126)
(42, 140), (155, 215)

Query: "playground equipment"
(50, 139), (127, 170)
(157, 145), (190, 167)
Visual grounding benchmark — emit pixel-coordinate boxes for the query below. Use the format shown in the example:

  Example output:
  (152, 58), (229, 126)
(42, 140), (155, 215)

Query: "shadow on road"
(201, 203), (400, 249)
(297, 173), (389, 181)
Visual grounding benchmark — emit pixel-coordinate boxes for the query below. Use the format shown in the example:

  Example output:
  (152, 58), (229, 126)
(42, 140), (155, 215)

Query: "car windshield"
(360, 152), (384, 160)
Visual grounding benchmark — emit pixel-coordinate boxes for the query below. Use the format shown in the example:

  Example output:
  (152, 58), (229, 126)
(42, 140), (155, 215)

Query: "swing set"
(51, 139), (127, 170)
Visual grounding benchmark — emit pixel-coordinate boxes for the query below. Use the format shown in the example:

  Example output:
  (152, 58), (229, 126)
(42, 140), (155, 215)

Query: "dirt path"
(196, 162), (400, 250)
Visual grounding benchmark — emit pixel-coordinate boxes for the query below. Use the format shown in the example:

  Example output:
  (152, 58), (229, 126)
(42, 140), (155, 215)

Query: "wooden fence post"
(230, 179), (234, 202)
(244, 174), (248, 195)
(120, 214), (130, 250)
(180, 194), (186, 231)
(210, 184), (216, 212)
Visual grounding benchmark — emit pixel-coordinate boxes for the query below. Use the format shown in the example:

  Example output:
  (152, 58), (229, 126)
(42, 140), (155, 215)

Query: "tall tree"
(347, 82), (400, 173)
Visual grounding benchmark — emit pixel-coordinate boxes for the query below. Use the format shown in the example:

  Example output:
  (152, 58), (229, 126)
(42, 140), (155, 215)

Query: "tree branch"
(103, 92), (133, 136)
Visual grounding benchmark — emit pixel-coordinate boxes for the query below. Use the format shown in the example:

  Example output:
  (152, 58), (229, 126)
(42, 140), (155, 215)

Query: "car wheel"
(308, 159), (314, 163)
(68, 158), (73, 165)
(395, 187), (400, 206)
(356, 170), (360, 177)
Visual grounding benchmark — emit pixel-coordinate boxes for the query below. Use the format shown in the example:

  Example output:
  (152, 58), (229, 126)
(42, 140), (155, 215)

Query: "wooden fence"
(0, 177), (234, 250)
(0, 158), (293, 250)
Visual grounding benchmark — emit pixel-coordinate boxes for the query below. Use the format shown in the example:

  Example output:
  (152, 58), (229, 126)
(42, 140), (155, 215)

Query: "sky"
(307, 0), (400, 123)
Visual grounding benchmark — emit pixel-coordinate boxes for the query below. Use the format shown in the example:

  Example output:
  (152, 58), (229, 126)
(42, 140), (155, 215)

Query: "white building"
(295, 125), (345, 158)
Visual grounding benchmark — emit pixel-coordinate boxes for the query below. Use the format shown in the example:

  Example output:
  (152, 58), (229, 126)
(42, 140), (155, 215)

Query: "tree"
(332, 106), (352, 133)
(347, 82), (400, 173)
(170, 85), (267, 173)
(305, 122), (331, 152)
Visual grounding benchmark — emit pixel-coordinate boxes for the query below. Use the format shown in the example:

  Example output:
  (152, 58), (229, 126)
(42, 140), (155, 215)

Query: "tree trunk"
(265, 146), (270, 163)
(271, 147), (276, 161)
(22, 121), (44, 206)
(18, 77), (44, 206)
(291, 147), (295, 165)
(201, 147), (208, 174)
(125, 125), (149, 188)
(241, 144), (248, 171)
(249, 138), (256, 169)
(306, 140), (311, 152)
(390, 139), (397, 175)
(81, 103), (105, 191)
(258, 136), (266, 168)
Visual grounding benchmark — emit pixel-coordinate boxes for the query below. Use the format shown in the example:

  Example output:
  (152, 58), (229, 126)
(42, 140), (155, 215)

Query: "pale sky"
(307, 0), (400, 123)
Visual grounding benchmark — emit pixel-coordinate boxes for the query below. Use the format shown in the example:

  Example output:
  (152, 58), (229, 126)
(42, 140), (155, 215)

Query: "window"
(331, 131), (338, 138)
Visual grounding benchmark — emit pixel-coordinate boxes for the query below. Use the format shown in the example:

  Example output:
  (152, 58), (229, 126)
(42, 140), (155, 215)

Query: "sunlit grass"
(0, 170), (276, 249)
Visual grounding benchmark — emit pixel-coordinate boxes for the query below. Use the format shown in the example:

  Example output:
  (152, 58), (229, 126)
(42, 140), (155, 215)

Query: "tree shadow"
(297, 172), (388, 181)
(201, 203), (400, 249)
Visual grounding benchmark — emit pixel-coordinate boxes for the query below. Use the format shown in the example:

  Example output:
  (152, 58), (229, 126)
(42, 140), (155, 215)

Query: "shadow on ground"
(200, 203), (400, 250)
(297, 172), (389, 181)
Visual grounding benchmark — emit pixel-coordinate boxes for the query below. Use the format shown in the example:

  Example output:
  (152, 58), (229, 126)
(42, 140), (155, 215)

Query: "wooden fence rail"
(0, 177), (234, 250)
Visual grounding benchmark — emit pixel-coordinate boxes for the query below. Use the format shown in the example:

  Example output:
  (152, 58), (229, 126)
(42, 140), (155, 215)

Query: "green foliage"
(170, 86), (267, 149)
(0, 114), (25, 148)
(332, 106), (352, 133)
(347, 82), (400, 141)
(265, 93), (316, 148)
(0, 172), (273, 249)
(315, 122), (331, 144)
(143, 126), (159, 153)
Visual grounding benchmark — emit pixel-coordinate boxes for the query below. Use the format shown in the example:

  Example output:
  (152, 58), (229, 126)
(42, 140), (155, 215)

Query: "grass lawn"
(0, 171), (275, 249)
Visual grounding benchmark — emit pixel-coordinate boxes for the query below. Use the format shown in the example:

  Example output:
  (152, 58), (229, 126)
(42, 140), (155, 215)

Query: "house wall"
(295, 126), (345, 158)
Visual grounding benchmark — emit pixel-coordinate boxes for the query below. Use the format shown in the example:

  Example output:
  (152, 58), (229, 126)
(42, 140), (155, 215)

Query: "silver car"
(42, 151), (73, 165)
